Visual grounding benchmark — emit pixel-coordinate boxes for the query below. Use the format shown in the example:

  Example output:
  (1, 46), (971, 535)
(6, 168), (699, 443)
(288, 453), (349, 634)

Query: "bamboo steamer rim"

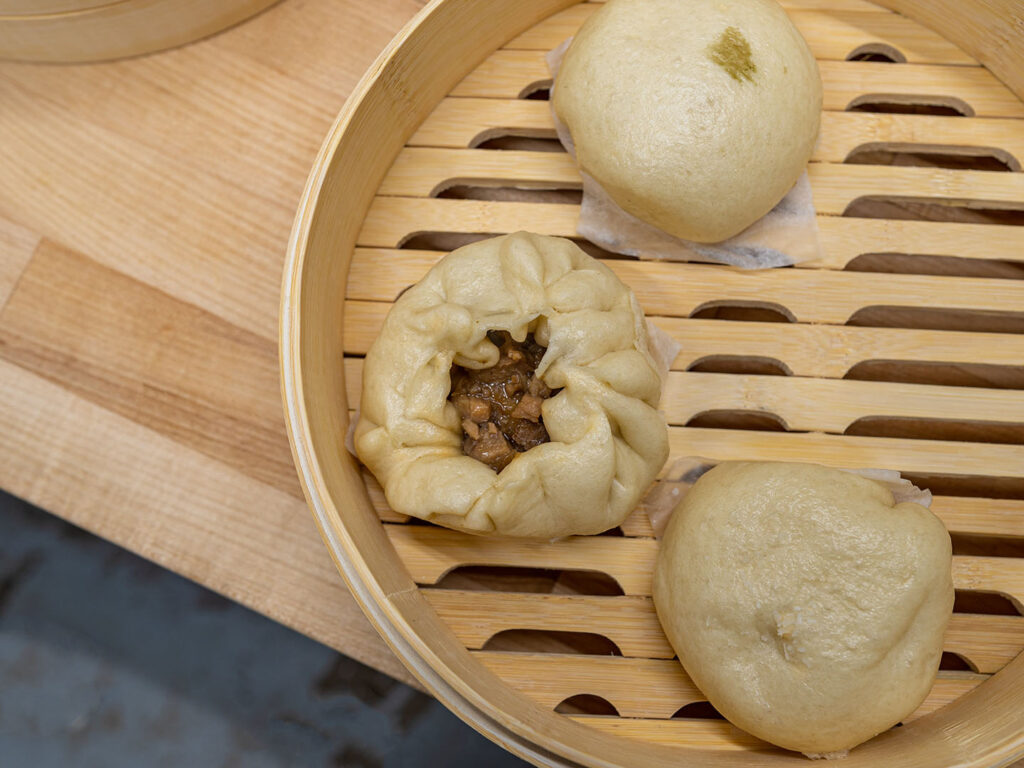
(280, 0), (1024, 766)
(0, 1), (122, 16)
(0, 0), (282, 63)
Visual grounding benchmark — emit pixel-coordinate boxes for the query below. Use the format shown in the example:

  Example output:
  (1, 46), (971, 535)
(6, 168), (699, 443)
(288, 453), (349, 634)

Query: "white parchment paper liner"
(547, 38), (823, 269)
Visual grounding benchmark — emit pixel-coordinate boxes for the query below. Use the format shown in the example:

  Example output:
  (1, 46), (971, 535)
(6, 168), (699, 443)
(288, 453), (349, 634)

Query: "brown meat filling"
(450, 331), (557, 472)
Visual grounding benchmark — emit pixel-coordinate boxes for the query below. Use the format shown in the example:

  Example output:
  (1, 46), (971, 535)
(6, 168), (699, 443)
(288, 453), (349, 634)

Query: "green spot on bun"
(709, 26), (757, 83)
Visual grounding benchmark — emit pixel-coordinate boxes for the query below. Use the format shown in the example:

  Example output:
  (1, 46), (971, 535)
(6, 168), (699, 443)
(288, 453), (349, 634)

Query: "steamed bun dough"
(552, 0), (822, 243)
(653, 462), (953, 756)
(354, 232), (669, 538)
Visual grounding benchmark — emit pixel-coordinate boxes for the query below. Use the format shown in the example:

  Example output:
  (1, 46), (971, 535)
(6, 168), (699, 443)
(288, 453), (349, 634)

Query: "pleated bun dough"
(354, 232), (669, 538)
(553, 0), (822, 243)
(653, 462), (953, 755)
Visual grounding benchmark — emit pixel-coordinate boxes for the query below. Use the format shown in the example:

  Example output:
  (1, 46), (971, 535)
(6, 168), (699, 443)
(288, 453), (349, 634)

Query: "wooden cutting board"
(0, 0), (425, 687)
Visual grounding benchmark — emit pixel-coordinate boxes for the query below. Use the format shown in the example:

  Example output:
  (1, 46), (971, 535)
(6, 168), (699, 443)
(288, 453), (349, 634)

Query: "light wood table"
(0, 0), (424, 688)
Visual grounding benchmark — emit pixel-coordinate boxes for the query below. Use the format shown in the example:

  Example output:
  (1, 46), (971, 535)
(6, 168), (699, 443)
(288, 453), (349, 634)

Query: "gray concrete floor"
(0, 490), (528, 768)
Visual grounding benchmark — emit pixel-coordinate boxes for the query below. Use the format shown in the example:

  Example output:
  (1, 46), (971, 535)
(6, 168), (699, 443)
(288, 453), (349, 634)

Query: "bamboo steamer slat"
(452, 51), (1024, 116)
(0, 0), (280, 63)
(341, 300), (1024, 376)
(506, 4), (977, 64)
(410, 99), (1024, 167)
(280, 0), (1024, 765)
(383, 526), (1024, 607)
(376, 147), (1024, 206)
(356, 200), (1024, 264)
(473, 653), (987, 721)
(343, 359), (1024, 433)
(341, 248), (1024, 319)
(423, 590), (1024, 674)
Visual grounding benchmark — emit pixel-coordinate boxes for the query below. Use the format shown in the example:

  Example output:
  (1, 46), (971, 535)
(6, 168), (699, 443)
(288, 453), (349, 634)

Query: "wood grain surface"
(0, 0), (425, 686)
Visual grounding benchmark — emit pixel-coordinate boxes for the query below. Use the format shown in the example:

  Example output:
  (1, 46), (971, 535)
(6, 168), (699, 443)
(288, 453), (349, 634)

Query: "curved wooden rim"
(0, 0), (282, 63)
(280, 1), (1024, 766)
(0, 1), (130, 21)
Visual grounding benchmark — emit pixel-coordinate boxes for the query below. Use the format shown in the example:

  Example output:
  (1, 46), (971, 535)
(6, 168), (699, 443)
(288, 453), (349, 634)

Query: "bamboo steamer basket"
(281, 0), (1024, 765)
(0, 0), (280, 63)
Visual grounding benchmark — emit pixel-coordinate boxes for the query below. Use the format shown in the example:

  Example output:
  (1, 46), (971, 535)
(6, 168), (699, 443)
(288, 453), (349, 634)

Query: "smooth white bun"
(653, 461), (953, 755)
(553, 0), (822, 242)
